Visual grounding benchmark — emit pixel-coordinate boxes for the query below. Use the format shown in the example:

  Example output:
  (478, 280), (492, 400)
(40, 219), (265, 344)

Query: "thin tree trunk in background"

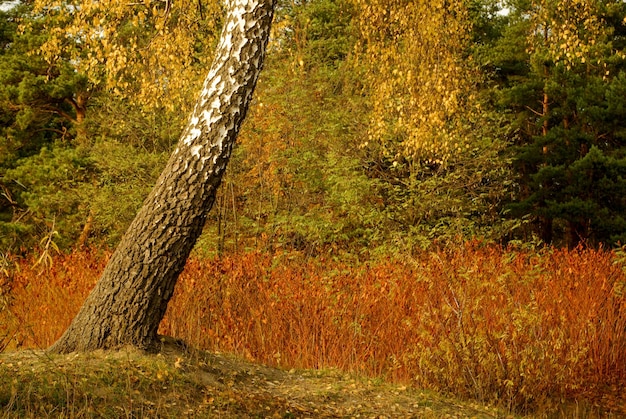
(49, 0), (276, 354)
(539, 25), (552, 244)
(76, 209), (94, 249)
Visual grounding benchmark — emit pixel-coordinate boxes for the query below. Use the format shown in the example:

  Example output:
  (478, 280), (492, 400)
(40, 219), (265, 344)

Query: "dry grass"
(1, 341), (513, 418)
(1, 243), (625, 416)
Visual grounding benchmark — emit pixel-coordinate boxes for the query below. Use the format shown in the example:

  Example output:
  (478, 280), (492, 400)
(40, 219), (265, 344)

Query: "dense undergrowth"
(1, 243), (625, 416)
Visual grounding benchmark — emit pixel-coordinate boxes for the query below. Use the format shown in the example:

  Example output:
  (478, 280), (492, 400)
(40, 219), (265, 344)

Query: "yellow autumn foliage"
(351, 0), (475, 164)
(529, 0), (607, 70)
(27, 0), (223, 112)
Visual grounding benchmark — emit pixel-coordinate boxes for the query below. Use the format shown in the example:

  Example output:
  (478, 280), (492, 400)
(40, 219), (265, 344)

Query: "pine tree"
(0, 3), (92, 249)
(483, 0), (626, 246)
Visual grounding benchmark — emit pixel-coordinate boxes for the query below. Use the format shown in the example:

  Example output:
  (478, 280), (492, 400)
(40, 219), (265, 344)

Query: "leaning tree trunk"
(49, 0), (276, 353)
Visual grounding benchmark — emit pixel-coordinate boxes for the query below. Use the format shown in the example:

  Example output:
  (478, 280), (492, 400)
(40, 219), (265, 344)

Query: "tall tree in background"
(49, 0), (276, 353)
(352, 0), (514, 247)
(0, 2), (94, 248)
(487, 0), (626, 246)
(1, 0), (223, 250)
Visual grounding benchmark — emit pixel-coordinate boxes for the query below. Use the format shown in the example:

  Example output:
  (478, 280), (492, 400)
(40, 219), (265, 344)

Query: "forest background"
(3, 0), (626, 254)
(2, 0), (626, 415)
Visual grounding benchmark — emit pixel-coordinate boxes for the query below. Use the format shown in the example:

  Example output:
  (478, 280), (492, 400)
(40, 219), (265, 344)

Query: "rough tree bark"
(49, 0), (276, 353)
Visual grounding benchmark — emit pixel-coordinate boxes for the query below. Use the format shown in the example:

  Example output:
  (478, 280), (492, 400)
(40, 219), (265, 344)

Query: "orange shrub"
(162, 244), (626, 413)
(0, 250), (108, 349)
(2, 243), (625, 414)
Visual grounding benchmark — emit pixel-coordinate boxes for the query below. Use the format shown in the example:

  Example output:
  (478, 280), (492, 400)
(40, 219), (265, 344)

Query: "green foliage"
(196, 0), (384, 255)
(0, 4), (89, 150)
(511, 146), (626, 245)
(282, 0), (354, 66)
(482, 0), (626, 246)
(87, 96), (181, 154)
(0, 3), (183, 251)
(3, 0), (626, 252)
(84, 141), (168, 246)
(2, 146), (95, 249)
(367, 116), (516, 252)
(0, 3), (90, 250)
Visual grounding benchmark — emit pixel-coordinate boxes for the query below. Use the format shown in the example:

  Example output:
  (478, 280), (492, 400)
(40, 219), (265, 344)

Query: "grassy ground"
(0, 338), (516, 418)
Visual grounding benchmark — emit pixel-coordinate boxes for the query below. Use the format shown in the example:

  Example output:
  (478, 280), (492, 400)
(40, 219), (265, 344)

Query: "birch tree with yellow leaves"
(353, 0), (475, 164)
(29, 0), (223, 114)
(352, 0), (514, 245)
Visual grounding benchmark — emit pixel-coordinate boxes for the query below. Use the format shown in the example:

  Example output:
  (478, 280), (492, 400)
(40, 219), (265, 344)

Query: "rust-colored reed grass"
(0, 249), (108, 349)
(2, 243), (625, 414)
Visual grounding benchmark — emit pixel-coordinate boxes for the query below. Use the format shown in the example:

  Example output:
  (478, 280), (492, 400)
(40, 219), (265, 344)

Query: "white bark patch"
(168, 0), (272, 206)
(190, 145), (202, 159)
(211, 97), (221, 111)
(186, 128), (202, 145)
(202, 109), (220, 126)
(180, 0), (264, 150)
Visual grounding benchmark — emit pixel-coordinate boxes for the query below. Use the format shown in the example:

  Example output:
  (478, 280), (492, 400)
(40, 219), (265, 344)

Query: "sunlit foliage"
(28, 0), (222, 112)
(528, 0), (608, 70)
(352, 0), (475, 164)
